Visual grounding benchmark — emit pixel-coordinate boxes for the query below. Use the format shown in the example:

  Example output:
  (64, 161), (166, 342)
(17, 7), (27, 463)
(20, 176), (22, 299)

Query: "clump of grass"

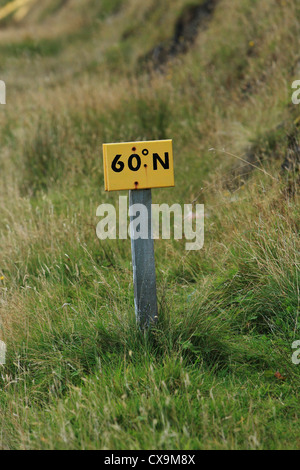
(21, 117), (69, 195)
(0, 38), (62, 58)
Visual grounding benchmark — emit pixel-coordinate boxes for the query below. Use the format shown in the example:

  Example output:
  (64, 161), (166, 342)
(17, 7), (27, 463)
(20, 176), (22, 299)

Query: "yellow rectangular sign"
(103, 139), (174, 191)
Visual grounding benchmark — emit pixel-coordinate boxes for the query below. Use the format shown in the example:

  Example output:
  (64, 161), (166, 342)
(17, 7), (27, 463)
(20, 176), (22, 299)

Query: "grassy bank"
(0, 0), (299, 449)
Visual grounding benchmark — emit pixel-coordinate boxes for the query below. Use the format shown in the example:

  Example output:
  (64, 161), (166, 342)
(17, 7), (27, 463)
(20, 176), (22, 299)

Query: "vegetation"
(0, 0), (299, 450)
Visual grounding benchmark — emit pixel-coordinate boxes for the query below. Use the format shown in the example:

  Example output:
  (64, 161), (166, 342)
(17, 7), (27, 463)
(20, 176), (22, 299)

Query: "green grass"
(0, 38), (62, 58)
(0, 0), (299, 450)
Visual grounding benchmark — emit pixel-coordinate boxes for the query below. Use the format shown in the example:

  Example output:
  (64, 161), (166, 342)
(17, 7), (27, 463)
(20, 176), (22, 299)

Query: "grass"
(0, 0), (299, 450)
(0, 37), (62, 58)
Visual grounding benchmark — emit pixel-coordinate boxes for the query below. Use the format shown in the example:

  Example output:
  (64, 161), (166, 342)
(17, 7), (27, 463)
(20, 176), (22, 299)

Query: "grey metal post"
(129, 189), (158, 329)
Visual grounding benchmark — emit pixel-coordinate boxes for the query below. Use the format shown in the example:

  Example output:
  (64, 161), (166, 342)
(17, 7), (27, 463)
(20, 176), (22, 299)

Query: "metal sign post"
(129, 188), (158, 329)
(103, 139), (174, 329)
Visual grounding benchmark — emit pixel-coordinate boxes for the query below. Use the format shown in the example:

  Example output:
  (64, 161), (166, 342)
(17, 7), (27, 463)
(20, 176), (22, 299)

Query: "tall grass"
(0, 0), (299, 450)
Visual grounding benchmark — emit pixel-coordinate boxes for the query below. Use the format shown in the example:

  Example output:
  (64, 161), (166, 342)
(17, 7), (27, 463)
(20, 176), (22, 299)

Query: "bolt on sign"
(103, 139), (174, 191)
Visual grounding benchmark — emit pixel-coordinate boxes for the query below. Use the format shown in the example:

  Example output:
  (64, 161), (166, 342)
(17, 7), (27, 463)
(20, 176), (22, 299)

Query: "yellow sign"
(103, 140), (174, 191)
